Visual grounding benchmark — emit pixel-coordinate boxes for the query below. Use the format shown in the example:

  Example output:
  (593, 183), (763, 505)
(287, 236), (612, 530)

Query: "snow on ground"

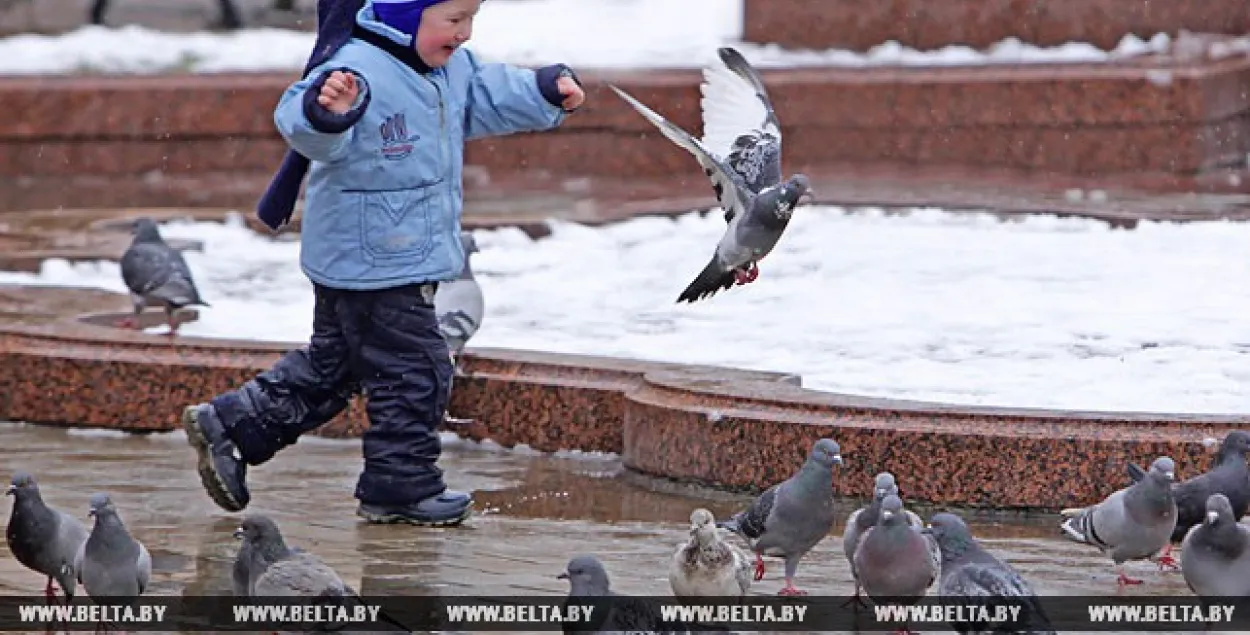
(0, 0), (1171, 74)
(1, 208), (1248, 415)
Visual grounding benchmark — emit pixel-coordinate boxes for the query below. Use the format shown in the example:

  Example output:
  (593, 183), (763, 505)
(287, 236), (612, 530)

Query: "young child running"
(183, 0), (585, 526)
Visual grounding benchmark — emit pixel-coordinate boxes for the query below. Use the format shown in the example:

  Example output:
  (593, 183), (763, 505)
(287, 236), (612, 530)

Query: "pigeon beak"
(4, 485), (13, 496)
(1208, 511), (1220, 525)
(882, 510), (895, 521)
(800, 190), (816, 204)
(556, 572), (569, 580)
(232, 528), (244, 540)
(831, 454), (843, 466)
(87, 509), (96, 517)
(1165, 471), (1175, 481)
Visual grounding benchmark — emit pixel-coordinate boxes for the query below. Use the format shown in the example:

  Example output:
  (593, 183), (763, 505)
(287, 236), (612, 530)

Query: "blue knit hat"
(372, 0), (447, 38)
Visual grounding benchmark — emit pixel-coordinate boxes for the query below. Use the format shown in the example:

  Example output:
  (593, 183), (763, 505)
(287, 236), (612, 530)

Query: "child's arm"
(273, 65), (373, 163)
(462, 49), (582, 140)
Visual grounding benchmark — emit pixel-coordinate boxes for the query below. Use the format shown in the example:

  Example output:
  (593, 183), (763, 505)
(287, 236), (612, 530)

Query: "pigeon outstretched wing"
(700, 47), (783, 199)
(610, 85), (752, 223)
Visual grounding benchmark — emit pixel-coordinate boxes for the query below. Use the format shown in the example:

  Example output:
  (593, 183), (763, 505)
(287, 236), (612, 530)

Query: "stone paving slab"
(0, 422), (1202, 634)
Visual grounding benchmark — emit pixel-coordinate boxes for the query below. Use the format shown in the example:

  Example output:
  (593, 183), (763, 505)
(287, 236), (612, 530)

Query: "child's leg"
(335, 282), (471, 526)
(182, 284), (355, 512)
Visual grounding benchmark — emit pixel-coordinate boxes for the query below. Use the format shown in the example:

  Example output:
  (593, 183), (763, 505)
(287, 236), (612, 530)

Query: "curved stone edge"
(0, 288), (1245, 511)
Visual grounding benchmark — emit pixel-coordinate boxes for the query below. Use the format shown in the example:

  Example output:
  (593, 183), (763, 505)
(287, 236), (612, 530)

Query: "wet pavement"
(0, 421), (1202, 633)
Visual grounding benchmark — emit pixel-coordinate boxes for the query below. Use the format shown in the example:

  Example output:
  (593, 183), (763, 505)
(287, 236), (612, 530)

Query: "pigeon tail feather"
(677, 257), (736, 304)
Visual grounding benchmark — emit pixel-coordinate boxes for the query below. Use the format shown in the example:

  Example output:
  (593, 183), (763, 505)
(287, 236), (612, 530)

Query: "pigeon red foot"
(777, 579), (807, 596)
(1153, 544), (1180, 571)
(733, 262), (759, 285)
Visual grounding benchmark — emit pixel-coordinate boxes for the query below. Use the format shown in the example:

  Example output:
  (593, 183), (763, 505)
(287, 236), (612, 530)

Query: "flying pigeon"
(234, 514), (411, 632)
(1123, 430), (1250, 568)
(73, 493), (151, 633)
(1060, 456), (1177, 588)
(117, 217), (209, 336)
(609, 47), (815, 304)
(434, 231), (485, 364)
(842, 472), (922, 607)
(716, 438), (842, 595)
(852, 495), (941, 604)
(559, 554), (722, 634)
(925, 512), (1055, 635)
(5, 472), (89, 606)
(669, 508), (753, 598)
(1180, 493), (1250, 597)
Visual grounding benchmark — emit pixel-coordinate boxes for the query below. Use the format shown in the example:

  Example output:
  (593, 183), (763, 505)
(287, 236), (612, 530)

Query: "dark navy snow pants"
(209, 281), (454, 506)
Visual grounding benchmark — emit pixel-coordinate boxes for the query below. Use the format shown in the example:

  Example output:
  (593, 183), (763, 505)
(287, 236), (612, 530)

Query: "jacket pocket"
(348, 180), (444, 263)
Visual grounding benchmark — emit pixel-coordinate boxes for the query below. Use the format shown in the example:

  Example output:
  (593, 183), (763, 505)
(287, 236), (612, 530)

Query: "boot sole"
(182, 406), (246, 513)
(356, 504), (473, 527)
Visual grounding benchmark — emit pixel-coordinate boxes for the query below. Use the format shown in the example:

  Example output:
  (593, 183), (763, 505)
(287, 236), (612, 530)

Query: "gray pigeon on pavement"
(852, 495), (941, 604)
(435, 231), (485, 362)
(925, 512), (1055, 635)
(559, 555), (724, 635)
(609, 47), (814, 304)
(716, 438), (843, 595)
(843, 472), (923, 605)
(1124, 430), (1250, 565)
(669, 508), (753, 598)
(5, 472), (89, 604)
(118, 217), (209, 336)
(73, 493), (151, 611)
(1060, 456), (1178, 588)
(235, 514), (411, 633)
(1180, 493), (1250, 597)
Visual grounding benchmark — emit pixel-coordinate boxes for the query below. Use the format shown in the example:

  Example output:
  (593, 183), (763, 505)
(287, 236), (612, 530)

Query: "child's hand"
(317, 70), (359, 114)
(557, 75), (585, 111)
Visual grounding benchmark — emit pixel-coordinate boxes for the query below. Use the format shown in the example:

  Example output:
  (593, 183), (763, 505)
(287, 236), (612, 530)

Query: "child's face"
(415, 0), (481, 68)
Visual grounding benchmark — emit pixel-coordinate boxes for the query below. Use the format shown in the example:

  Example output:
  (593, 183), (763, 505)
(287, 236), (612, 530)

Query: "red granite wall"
(744, 0), (1250, 51)
(1, 54), (1249, 212)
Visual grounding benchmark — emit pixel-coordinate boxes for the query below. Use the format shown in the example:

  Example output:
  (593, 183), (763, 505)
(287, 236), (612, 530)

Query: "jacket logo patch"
(379, 112), (419, 160)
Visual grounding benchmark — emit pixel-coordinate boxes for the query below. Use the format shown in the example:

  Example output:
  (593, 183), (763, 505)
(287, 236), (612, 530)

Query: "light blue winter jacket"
(273, 2), (567, 290)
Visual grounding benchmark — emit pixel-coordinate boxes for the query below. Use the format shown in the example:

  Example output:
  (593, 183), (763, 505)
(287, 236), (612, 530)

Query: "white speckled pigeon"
(843, 472), (923, 606)
(234, 514), (411, 633)
(118, 217), (209, 336)
(853, 494), (941, 606)
(435, 231), (484, 362)
(559, 555), (725, 634)
(669, 508), (752, 598)
(1060, 456), (1177, 588)
(716, 438), (842, 595)
(73, 493), (151, 633)
(5, 472), (89, 605)
(1124, 430), (1250, 569)
(925, 512), (1055, 635)
(609, 47), (815, 304)
(1180, 493), (1250, 597)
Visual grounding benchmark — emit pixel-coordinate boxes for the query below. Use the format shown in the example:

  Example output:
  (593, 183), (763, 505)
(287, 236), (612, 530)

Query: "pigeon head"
(234, 515), (284, 543)
(1219, 431), (1250, 457)
(773, 174), (814, 220)
(6, 471), (37, 497)
(878, 494), (904, 525)
(1206, 493), (1234, 527)
(129, 217), (164, 244)
(1147, 456), (1176, 483)
(688, 508), (719, 544)
(87, 492), (115, 518)
(922, 512), (975, 553)
(807, 438), (843, 469)
(557, 555), (611, 595)
(873, 472), (897, 500)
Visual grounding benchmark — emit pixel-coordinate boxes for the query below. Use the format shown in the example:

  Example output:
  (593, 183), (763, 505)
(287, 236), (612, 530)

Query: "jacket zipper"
(424, 73), (450, 236)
